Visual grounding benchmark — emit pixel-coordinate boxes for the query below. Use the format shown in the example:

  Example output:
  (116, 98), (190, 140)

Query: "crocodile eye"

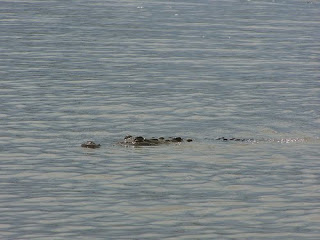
(81, 141), (100, 148)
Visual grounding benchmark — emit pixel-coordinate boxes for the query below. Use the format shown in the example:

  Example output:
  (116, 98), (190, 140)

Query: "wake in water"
(214, 137), (318, 144)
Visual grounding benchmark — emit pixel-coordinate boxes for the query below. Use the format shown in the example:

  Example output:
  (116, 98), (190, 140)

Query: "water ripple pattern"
(1, 0), (319, 239)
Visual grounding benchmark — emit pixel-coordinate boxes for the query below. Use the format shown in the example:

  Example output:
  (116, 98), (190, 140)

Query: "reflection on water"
(1, 0), (320, 239)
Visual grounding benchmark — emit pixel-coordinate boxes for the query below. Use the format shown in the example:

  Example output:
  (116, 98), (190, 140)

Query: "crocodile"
(81, 136), (192, 148)
(81, 136), (257, 148)
(81, 136), (313, 148)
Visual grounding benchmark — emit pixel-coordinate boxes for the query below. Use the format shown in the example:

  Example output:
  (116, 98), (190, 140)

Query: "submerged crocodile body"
(118, 135), (193, 146)
(81, 136), (192, 148)
(80, 136), (270, 149)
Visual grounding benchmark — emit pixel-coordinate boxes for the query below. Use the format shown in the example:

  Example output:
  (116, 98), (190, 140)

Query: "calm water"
(1, 0), (320, 239)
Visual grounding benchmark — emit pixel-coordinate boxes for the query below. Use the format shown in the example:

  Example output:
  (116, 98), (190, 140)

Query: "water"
(1, 0), (320, 239)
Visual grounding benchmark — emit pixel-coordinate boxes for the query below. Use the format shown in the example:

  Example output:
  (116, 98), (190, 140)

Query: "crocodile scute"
(118, 135), (193, 146)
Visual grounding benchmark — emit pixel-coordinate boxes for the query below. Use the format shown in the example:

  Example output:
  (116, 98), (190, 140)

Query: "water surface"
(1, 0), (320, 239)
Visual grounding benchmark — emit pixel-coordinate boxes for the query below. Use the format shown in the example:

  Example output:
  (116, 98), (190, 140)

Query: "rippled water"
(1, 0), (320, 239)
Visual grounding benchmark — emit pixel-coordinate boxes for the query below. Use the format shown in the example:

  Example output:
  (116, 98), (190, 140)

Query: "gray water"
(1, 0), (320, 239)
